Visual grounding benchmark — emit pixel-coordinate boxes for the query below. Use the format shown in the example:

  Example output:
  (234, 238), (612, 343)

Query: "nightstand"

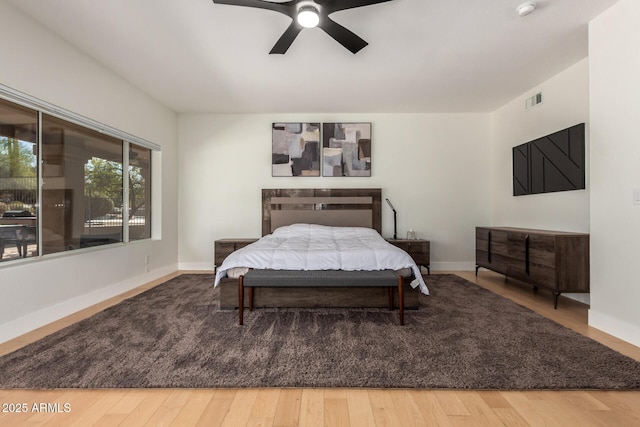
(214, 238), (259, 271)
(387, 239), (430, 275)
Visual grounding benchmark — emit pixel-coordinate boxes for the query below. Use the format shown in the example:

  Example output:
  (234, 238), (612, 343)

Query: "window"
(41, 115), (124, 254)
(0, 90), (156, 263)
(128, 144), (151, 241)
(0, 98), (38, 261)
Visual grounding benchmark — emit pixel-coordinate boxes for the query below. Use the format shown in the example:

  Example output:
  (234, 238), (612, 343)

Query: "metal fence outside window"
(0, 176), (37, 212)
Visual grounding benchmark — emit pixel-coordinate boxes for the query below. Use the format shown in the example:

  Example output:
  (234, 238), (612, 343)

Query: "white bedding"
(214, 223), (429, 295)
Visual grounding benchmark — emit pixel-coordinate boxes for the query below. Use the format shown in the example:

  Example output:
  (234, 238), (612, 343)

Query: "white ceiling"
(10, 0), (618, 114)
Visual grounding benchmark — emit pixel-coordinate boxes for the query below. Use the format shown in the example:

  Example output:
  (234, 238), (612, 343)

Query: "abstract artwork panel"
(272, 123), (321, 177)
(322, 123), (371, 177)
(512, 123), (585, 195)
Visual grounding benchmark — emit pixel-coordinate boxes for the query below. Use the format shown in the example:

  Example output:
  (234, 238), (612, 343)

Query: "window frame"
(1, 84), (159, 264)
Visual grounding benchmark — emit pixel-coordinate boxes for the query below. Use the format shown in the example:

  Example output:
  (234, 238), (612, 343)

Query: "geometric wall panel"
(513, 123), (585, 196)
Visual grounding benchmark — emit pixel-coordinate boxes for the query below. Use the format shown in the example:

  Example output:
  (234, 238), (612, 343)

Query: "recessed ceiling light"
(517, 1), (536, 17)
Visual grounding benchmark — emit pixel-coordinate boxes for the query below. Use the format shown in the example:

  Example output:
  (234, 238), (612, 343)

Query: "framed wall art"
(322, 122), (371, 177)
(272, 123), (320, 177)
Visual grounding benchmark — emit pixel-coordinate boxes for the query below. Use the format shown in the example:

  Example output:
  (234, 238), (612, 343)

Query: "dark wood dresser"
(475, 227), (589, 308)
(386, 239), (430, 274)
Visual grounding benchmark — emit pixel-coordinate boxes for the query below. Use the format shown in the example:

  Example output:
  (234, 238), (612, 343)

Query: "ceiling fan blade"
(212, 0), (293, 16)
(321, 0), (394, 14)
(269, 21), (304, 54)
(318, 17), (368, 54)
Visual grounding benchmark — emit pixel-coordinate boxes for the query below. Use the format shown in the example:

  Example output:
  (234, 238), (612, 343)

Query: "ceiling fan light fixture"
(297, 6), (319, 28)
(211, 0), (388, 53)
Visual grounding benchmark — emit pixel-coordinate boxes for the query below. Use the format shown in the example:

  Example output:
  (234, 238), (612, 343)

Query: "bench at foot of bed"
(238, 269), (405, 326)
(219, 278), (420, 310)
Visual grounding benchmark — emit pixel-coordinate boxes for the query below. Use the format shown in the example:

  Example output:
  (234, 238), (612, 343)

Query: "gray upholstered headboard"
(262, 189), (382, 236)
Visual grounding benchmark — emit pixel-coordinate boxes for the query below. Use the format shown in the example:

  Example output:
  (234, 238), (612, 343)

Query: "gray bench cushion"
(243, 269), (399, 287)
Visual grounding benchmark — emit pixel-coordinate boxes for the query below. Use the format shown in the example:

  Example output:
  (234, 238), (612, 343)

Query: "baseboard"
(0, 264), (178, 345)
(178, 261), (214, 271)
(589, 309), (640, 348)
(430, 261), (476, 272)
(563, 293), (590, 305)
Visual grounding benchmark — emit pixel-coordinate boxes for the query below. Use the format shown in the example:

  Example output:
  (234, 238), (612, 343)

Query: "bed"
(215, 188), (428, 309)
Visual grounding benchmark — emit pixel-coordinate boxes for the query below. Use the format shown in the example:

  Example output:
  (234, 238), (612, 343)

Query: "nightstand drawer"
(386, 239), (430, 271)
(214, 238), (258, 266)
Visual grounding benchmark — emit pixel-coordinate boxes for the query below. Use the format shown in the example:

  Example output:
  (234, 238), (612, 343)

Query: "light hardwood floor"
(1, 270), (639, 427)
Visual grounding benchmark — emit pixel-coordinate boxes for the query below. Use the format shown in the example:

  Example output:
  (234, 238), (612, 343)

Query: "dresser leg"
(475, 265), (479, 276)
(553, 292), (560, 309)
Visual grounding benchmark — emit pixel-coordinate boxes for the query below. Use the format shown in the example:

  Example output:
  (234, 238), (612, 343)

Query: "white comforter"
(214, 223), (429, 295)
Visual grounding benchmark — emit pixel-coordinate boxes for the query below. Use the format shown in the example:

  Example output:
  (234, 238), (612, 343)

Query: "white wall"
(588, 0), (640, 347)
(490, 58), (590, 232)
(488, 59), (591, 304)
(178, 113), (492, 272)
(0, 3), (179, 343)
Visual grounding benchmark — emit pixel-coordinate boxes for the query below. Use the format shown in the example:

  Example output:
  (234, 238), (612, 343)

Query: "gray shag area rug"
(1, 274), (640, 390)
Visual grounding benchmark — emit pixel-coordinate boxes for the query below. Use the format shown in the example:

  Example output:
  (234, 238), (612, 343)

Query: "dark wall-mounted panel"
(512, 143), (529, 196)
(512, 123), (585, 196)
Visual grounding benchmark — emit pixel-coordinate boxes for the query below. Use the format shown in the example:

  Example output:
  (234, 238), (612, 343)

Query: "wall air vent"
(525, 92), (543, 110)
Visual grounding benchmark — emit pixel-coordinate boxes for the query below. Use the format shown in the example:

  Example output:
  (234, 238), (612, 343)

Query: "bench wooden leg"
(398, 275), (404, 325)
(238, 276), (244, 325)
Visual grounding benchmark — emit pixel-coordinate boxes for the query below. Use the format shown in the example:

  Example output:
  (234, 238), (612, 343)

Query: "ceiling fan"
(211, 0), (393, 54)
